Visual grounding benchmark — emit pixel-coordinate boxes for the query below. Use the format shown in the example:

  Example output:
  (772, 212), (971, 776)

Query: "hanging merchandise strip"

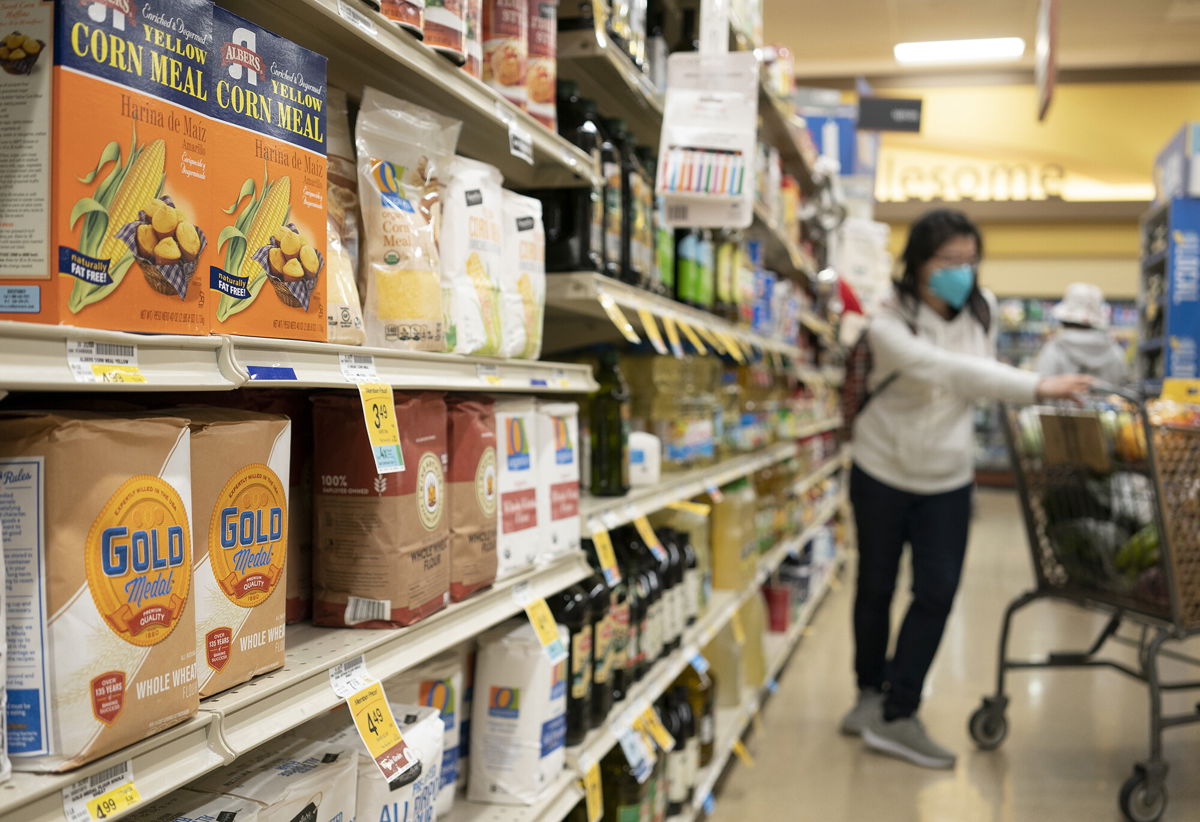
(633, 515), (667, 561)
(62, 762), (141, 822)
(329, 656), (421, 785)
(599, 292), (642, 343)
(636, 308), (669, 355)
(589, 523), (623, 585)
(697, 324), (725, 355)
(66, 340), (146, 384)
(731, 739), (755, 767)
(676, 319), (707, 354)
(661, 315), (685, 358)
(513, 581), (569, 664)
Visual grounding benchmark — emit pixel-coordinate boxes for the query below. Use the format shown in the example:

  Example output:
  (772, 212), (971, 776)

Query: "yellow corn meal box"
(0, 0), (212, 334)
(208, 7), (327, 341)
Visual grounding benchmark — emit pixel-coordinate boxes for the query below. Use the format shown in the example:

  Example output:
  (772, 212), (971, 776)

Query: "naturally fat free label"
(86, 475), (192, 647)
(209, 463), (287, 607)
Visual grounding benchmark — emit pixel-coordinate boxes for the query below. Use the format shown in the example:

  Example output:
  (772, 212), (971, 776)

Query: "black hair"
(897, 208), (990, 328)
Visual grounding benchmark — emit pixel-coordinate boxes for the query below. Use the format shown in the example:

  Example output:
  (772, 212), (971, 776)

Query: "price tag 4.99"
(357, 382), (405, 474)
(62, 761), (141, 822)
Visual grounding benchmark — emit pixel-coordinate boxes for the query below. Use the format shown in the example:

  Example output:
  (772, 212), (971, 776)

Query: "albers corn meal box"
(208, 7), (327, 341)
(0, 0), (213, 334)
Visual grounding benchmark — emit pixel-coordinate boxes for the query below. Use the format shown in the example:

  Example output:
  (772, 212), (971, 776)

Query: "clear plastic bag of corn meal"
(326, 87), (365, 345)
(356, 87), (462, 351)
(500, 191), (546, 359)
(441, 157), (504, 356)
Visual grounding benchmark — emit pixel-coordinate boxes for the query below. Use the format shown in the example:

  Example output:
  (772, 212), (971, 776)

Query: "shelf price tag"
(635, 308), (669, 355)
(582, 760), (604, 822)
(730, 610), (746, 645)
(632, 515), (666, 561)
(494, 101), (534, 165)
(668, 499), (711, 517)
(589, 524), (623, 586)
(66, 340), (146, 384)
(340, 352), (379, 383)
(704, 482), (725, 503)
(337, 0), (378, 34)
(661, 316), (685, 358)
(62, 760), (141, 822)
(476, 363), (502, 386)
(676, 319), (707, 354)
(638, 707), (676, 751)
(513, 582), (568, 664)
(618, 727), (655, 784)
(357, 383), (405, 474)
(598, 293), (642, 344)
(731, 740), (756, 767)
(703, 794), (716, 814)
(721, 332), (746, 363)
(330, 656), (420, 784)
(697, 324), (725, 354)
(689, 651), (711, 677)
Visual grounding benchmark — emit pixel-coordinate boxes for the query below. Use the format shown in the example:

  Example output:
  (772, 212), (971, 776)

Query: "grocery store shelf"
(581, 441), (800, 530)
(793, 416), (842, 440)
(217, 0), (596, 189)
(753, 202), (810, 278)
(793, 448), (848, 497)
(447, 770), (585, 822)
(758, 88), (819, 193)
(543, 272), (805, 359)
(0, 553), (591, 822)
(800, 310), (838, 348)
(557, 24), (663, 146)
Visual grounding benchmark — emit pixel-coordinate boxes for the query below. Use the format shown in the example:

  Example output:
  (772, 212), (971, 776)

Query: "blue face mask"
(928, 265), (975, 309)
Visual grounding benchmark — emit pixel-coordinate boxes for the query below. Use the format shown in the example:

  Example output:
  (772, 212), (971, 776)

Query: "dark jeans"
(850, 463), (972, 719)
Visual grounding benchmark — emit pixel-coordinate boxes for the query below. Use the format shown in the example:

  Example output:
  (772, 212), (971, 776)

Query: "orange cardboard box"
(0, 0), (213, 334)
(208, 8), (327, 341)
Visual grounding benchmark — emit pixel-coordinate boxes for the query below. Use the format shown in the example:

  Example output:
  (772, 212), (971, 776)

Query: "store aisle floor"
(710, 490), (1200, 822)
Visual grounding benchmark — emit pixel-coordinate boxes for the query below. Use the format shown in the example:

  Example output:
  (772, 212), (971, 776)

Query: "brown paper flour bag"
(448, 396), (498, 602)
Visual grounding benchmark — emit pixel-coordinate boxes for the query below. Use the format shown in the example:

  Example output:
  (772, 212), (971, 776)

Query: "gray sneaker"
(839, 688), (884, 736)
(862, 715), (957, 769)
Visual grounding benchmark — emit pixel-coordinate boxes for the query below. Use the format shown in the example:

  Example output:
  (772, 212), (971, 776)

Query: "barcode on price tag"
(477, 363), (501, 385)
(340, 352), (379, 383)
(66, 341), (146, 384)
(62, 761), (141, 822)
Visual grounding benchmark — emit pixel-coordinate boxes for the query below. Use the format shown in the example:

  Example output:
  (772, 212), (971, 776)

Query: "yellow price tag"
(583, 762), (603, 822)
(358, 383), (405, 474)
(636, 723), (658, 763)
(636, 308), (669, 355)
(87, 782), (140, 820)
(590, 526), (623, 586)
(92, 364), (147, 383)
(523, 596), (569, 663)
(1162, 379), (1200, 402)
(731, 739), (756, 767)
(720, 333), (746, 363)
(661, 316), (685, 358)
(347, 681), (419, 782)
(730, 610), (746, 645)
(632, 515), (666, 560)
(639, 707), (676, 751)
(667, 499), (711, 516)
(698, 324), (726, 354)
(676, 320), (707, 354)
(599, 293), (641, 344)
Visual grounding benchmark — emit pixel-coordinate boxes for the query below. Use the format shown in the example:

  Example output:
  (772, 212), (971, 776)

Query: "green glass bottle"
(602, 747), (646, 822)
(675, 663), (717, 766)
(590, 349), (631, 496)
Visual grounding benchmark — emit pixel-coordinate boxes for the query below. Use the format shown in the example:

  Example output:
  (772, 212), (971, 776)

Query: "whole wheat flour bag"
(495, 398), (541, 579)
(356, 87), (462, 351)
(327, 87), (366, 346)
(313, 393), (450, 627)
(468, 619), (567, 805)
(447, 396), (498, 601)
(385, 649), (465, 815)
(192, 736), (356, 822)
(179, 409), (290, 698)
(0, 413), (196, 772)
(128, 789), (261, 822)
(442, 157), (504, 356)
(499, 191), (546, 359)
(535, 402), (580, 561)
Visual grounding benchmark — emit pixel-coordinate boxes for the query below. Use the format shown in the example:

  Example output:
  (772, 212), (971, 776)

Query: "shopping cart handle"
(1088, 381), (1143, 404)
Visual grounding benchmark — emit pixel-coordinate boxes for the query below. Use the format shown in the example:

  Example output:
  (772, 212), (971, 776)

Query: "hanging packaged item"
(442, 157), (504, 356)
(426, 0), (468, 63)
(356, 87), (461, 351)
(0, 413), (196, 772)
(210, 8), (328, 341)
(448, 396), (499, 602)
(385, 651), (466, 816)
(536, 401), (581, 561)
(0, 0), (211, 334)
(382, 0), (426, 36)
(464, 0), (484, 77)
(127, 789), (261, 822)
(483, 0), (528, 108)
(495, 397), (542, 578)
(182, 409), (290, 698)
(526, 1), (557, 129)
(312, 392), (450, 628)
(499, 191), (546, 359)
(469, 619), (568, 805)
(192, 736), (357, 822)
(326, 87), (366, 346)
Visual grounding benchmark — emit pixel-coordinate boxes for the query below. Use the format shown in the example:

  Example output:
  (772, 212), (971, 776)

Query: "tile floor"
(709, 490), (1200, 822)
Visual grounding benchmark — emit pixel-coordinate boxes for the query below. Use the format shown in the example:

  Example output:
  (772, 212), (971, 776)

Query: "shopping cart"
(968, 389), (1200, 822)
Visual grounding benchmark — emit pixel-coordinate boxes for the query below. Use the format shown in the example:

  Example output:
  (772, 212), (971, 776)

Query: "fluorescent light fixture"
(894, 37), (1026, 64)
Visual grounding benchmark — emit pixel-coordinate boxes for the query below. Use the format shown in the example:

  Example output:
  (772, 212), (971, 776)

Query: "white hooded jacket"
(1036, 328), (1128, 386)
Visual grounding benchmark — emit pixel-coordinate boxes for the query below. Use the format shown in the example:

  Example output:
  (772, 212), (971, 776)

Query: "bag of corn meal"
(0, 413), (197, 772)
(356, 87), (462, 351)
(447, 396), (498, 602)
(128, 788), (261, 822)
(499, 190), (546, 359)
(442, 157), (504, 356)
(326, 87), (366, 346)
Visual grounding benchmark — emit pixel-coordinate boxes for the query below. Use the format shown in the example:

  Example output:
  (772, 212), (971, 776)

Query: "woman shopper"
(840, 209), (1091, 769)
(1036, 282), (1130, 385)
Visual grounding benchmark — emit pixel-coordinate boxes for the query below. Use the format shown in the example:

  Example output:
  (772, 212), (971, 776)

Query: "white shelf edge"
(447, 769), (585, 822)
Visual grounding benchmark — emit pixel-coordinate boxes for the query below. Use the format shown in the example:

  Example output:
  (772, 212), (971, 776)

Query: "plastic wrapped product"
(326, 87), (366, 346)
(483, 0), (528, 108)
(469, 619), (567, 804)
(127, 789), (260, 822)
(448, 396), (499, 601)
(426, 0), (468, 62)
(499, 190), (546, 359)
(356, 87), (462, 351)
(442, 157), (504, 356)
(535, 401), (581, 561)
(495, 397), (542, 578)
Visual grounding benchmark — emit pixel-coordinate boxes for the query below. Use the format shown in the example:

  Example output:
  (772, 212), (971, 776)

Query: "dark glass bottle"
(616, 527), (653, 681)
(662, 692), (686, 816)
(542, 81), (605, 274)
(600, 119), (625, 281)
(565, 800), (589, 822)
(589, 348), (631, 496)
(660, 528), (685, 651)
(675, 663), (717, 766)
(608, 531), (634, 704)
(672, 7), (698, 52)
(679, 529), (700, 625)
(602, 117), (642, 287)
(633, 146), (658, 293)
(583, 563), (615, 726)
(672, 685), (698, 806)
(549, 582), (593, 746)
(601, 746), (645, 822)
(628, 527), (665, 670)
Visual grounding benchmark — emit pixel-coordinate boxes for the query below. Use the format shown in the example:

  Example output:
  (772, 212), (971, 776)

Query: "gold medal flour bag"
(313, 392), (450, 627)
(442, 157), (504, 356)
(0, 413), (196, 772)
(356, 87), (461, 351)
(447, 396), (498, 601)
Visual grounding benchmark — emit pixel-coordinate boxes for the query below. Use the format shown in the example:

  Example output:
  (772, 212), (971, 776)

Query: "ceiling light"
(893, 37), (1026, 65)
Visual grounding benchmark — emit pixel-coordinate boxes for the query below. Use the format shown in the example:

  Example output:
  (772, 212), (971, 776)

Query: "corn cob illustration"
(216, 175), (292, 321)
(100, 139), (165, 264)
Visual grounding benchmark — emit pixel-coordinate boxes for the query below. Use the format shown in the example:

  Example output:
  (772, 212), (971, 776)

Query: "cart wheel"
(1119, 771), (1167, 822)
(968, 704), (1008, 750)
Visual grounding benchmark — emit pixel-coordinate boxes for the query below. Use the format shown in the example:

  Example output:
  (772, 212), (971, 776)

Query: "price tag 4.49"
(358, 382), (405, 474)
(62, 761), (141, 822)
(330, 656), (420, 785)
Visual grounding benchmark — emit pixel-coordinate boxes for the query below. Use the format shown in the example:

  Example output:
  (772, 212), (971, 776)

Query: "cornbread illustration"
(0, 30), (43, 75)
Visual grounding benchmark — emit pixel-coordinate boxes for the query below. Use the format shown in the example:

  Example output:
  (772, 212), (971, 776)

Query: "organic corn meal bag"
(385, 651), (465, 816)
(356, 87), (462, 351)
(179, 408), (290, 698)
(128, 789), (261, 822)
(442, 157), (504, 356)
(327, 87), (366, 346)
(0, 413), (197, 772)
(447, 396), (498, 601)
(499, 191), (545, 359)
(313, 392), (450, 628)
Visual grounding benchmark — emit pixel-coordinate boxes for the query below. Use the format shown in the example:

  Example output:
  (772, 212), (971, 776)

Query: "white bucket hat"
(1052, 282), (1110, 329)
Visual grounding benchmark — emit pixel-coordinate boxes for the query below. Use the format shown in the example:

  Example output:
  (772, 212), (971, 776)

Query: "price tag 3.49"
(590, 525), (622, 586)
(62, 761), (141, 822)
(330, 656), (420, 785)
(358, 382), (405, 474)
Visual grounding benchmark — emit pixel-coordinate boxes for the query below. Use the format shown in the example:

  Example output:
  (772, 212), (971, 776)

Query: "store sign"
(877, 154), (1065, 202)
(858, 97), (923, 133)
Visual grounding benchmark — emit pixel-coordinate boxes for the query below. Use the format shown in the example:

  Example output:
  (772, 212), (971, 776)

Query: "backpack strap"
(859, 306), (917, 413)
